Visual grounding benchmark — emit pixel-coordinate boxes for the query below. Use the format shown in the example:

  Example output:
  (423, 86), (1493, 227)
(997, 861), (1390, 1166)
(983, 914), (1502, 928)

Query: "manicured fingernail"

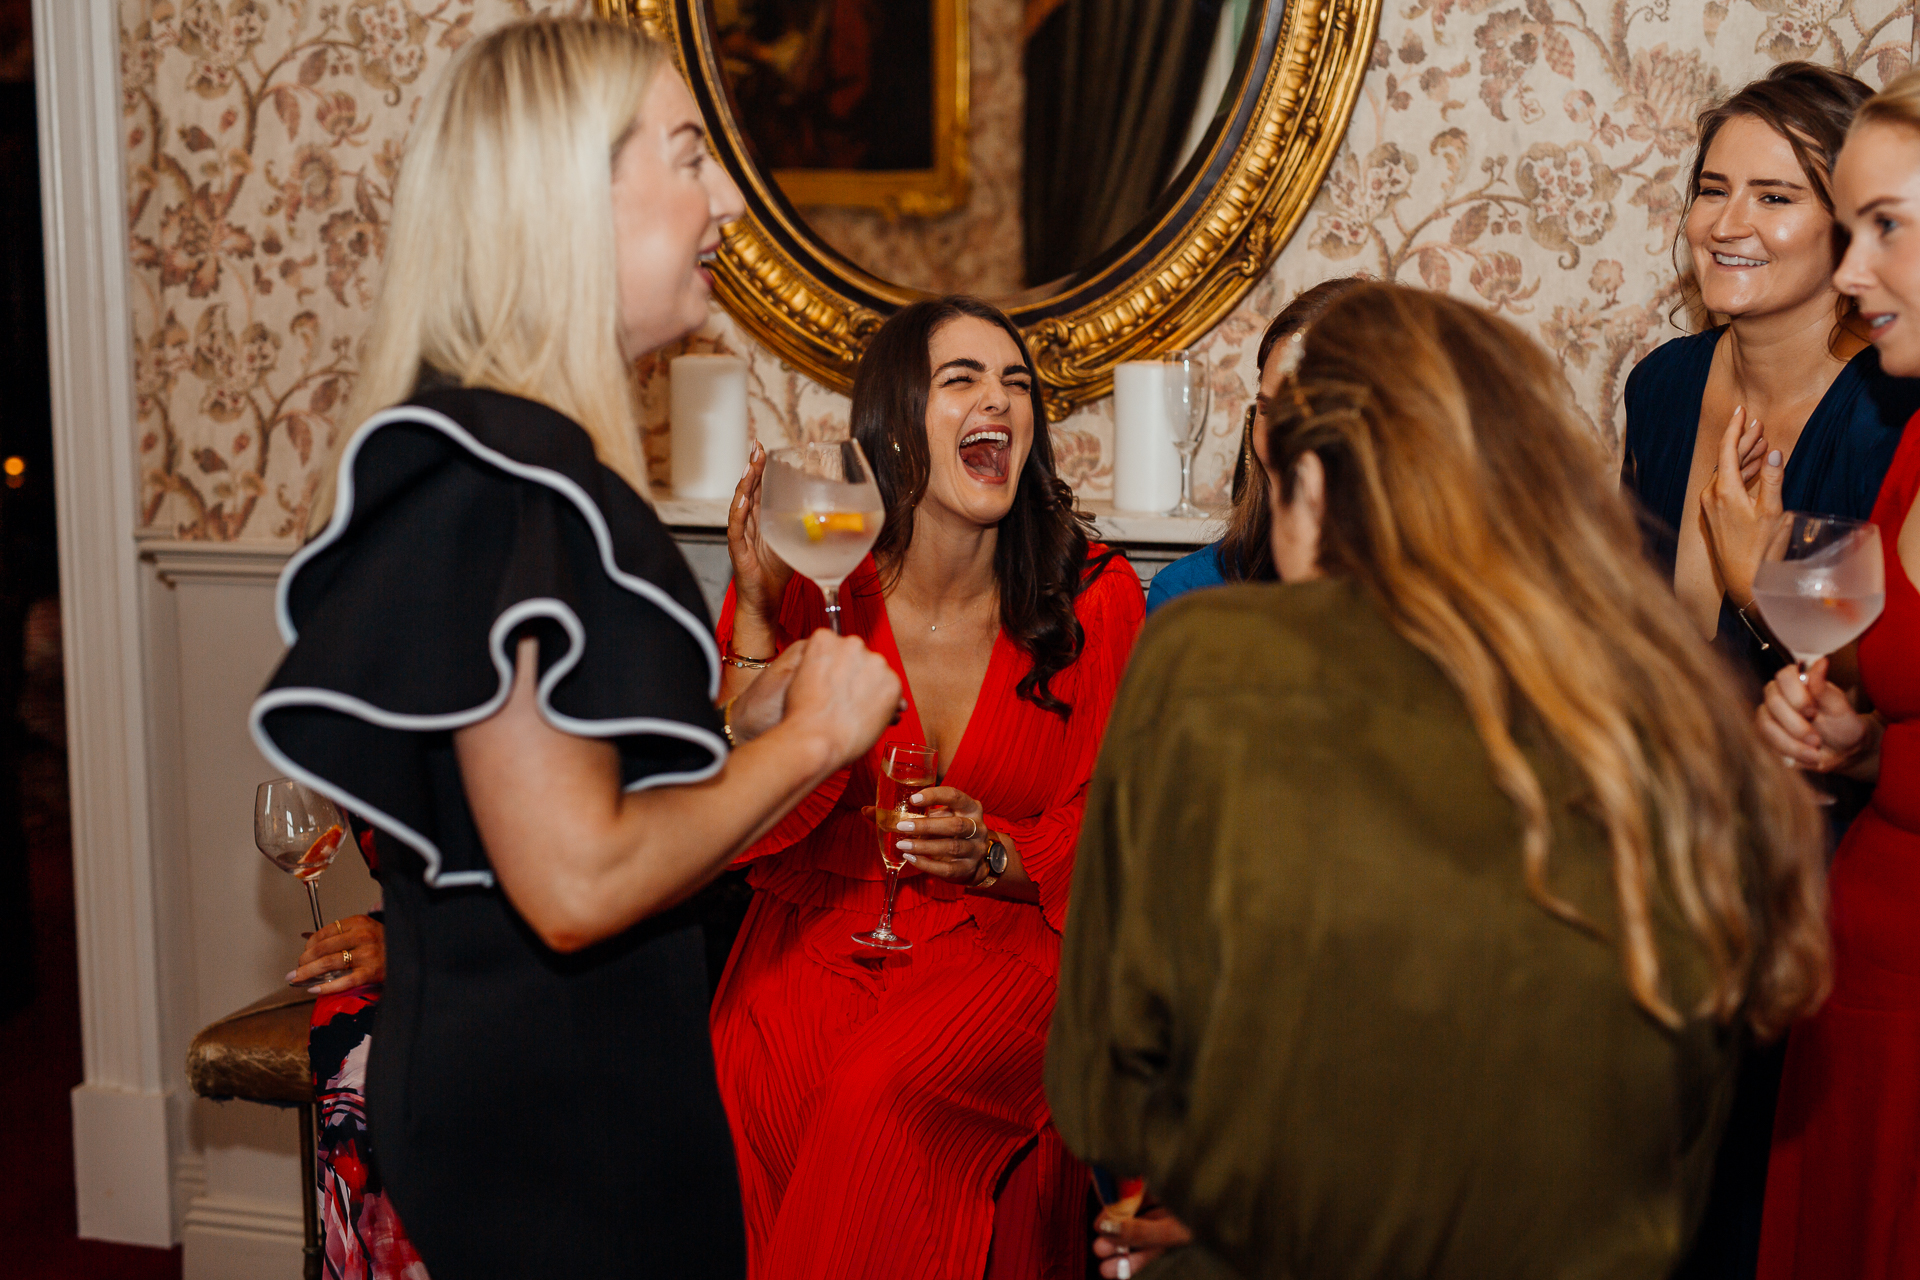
(1096, 1218), (1119, 1235)
(909, 792), (925, 804)
(896, 840), (914, 851)
(901, 853), (917, 864)
(1768, 450), (1782, 466)
(895, 820), (914, 831)
(1117, 1258), (1131, 1280)
(285, 971), (298, 982)
(306, 984), (326, 994)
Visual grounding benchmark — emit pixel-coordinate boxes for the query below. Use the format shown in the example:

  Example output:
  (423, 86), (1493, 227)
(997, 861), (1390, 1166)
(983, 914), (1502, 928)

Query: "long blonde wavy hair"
(312, 18), (665, 528)
(1265, 284), (1828, 1038)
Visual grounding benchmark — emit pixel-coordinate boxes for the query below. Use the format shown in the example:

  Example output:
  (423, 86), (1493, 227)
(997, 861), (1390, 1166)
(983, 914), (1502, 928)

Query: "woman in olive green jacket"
(1047, 284), (1832, 1280)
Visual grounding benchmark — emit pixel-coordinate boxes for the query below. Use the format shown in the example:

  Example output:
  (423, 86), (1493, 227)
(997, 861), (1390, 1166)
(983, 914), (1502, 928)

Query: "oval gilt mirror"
(599, 0), (1379, 419)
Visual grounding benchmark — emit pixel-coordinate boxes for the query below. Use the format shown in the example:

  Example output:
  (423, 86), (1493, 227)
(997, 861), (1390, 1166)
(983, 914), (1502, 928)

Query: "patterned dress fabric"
(710, 552), (1143, 1280)
(309, 825), (426, 1280)
(1759, 413), (1920, 1279)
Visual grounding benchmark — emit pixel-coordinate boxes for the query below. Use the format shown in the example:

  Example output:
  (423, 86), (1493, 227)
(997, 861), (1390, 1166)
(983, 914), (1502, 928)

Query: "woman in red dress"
(1756, 75), (1920, 1279)
(713, 295), (1144, 1279)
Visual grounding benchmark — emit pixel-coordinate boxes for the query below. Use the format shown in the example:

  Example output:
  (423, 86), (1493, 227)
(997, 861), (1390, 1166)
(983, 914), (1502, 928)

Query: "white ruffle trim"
(250, 405), (728, 888)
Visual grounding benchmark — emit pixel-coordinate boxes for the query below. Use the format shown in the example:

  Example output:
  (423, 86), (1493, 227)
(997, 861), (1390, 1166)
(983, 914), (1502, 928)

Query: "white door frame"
(33, 0), (178, 1246)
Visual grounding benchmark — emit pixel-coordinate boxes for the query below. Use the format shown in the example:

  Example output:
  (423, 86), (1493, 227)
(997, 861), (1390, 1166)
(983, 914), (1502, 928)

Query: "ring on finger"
(960, 816), (979, 841)
(342, 949), (353, 967)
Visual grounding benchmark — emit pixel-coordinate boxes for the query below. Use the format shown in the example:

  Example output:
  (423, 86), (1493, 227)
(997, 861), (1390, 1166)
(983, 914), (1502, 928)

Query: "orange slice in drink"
(802, 511), (867, 541)
(296, 824), (345, 880)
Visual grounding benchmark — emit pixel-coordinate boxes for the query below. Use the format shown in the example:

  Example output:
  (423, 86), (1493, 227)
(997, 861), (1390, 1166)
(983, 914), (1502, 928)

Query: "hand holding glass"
(1751, 512), (1885, 794)
(1164, 349), (1211, 519)
(255, 778), (351, 981)
(757, 441), (884, 634)
(853, 743), (937, 951)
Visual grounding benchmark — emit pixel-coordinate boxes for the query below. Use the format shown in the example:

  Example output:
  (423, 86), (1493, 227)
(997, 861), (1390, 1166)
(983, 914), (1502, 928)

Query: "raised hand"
(1700, 404), (1784, 610)
(727, 442), (795, 636)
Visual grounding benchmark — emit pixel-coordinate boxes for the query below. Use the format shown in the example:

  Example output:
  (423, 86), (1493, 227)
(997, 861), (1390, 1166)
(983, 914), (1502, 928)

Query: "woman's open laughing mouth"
(959, 428), (1011, 482)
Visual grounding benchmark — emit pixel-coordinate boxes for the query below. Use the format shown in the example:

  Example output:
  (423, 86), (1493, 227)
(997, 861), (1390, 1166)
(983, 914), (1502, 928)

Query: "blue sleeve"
(1146, 544), (1229, 614)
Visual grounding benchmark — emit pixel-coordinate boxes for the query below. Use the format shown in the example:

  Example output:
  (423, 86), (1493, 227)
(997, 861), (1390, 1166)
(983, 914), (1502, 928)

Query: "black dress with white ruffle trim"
(253, 386), (744, 1279)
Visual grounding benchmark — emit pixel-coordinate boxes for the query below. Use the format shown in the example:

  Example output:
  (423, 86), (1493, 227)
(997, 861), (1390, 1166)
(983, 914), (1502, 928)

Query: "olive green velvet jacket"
(1046, 579), (1738, 1280)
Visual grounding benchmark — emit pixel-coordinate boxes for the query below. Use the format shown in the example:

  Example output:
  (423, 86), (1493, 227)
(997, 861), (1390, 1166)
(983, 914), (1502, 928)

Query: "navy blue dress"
(1621, 326), (1914, 689)
(1622, 327), (1912, 1280)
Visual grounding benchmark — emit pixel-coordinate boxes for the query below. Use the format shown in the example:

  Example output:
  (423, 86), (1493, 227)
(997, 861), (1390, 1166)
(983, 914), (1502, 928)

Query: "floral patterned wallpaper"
(123, 0), (1915, 539)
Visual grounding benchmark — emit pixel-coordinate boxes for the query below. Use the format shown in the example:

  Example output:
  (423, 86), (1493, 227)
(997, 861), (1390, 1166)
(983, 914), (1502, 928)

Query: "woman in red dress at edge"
(712, 294), (1145, 1279)
(1757, 70), (1920, 1280)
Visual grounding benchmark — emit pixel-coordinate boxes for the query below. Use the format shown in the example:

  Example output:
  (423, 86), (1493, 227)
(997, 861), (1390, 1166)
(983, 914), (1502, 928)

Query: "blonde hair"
(313, 18), (667, 527)
(1266, 284), (1829, 1038)
(1853, 67), (1920, 137)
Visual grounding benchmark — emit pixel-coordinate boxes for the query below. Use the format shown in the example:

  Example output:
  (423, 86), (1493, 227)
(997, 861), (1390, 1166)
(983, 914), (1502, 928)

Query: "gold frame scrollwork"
(599, 0), (1381, 421)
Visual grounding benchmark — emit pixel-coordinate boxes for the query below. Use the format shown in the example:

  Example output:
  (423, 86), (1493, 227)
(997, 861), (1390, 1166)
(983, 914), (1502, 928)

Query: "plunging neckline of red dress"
(867, 579), (1011, 785)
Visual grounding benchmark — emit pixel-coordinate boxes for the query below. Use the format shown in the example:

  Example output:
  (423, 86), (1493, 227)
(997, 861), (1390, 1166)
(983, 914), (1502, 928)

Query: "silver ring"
(962, 817), (979, 841)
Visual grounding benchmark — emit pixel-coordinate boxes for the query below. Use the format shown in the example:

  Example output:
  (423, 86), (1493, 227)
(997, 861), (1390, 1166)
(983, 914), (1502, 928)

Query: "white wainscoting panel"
(141, 540), (380, 1279)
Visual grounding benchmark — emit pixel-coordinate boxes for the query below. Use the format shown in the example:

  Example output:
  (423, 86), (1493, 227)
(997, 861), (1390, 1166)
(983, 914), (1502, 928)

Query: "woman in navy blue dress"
(1622, 63), (1915, 1280)
(1622, 63), (1914, 693)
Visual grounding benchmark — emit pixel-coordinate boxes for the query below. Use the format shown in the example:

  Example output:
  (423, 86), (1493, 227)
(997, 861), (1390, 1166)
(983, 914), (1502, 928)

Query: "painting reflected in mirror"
(712, 0), (969, 220)
(706, 0), (1258, 299)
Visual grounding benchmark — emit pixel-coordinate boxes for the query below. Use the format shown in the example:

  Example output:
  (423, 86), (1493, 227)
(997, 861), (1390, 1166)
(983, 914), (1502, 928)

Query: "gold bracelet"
(1733, 598), (1773, 653)
(723, 649), (773, 670)
(722, 698), (739, 747)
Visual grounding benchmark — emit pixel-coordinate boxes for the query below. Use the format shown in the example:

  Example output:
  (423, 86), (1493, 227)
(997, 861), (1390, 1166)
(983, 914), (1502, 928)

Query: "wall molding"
(35, 0), (178, 1247)
(139, 539), (295, 586)
(182, 1191), (305, 1245)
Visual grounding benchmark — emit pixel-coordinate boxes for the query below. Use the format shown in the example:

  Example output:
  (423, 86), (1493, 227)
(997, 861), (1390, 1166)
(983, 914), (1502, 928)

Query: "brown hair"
(1263, 284), (1829, 1038)
(851, 296), (1112, 716)
(1675, 62), (1871, 329)
(1217, 277), (1368, 582)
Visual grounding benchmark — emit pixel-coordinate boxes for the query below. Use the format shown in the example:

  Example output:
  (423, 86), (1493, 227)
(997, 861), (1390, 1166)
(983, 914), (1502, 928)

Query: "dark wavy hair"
(1674, 62), (1872, 330)
(1217, 276), (1368, 582)
(850, 296), (1109, 716)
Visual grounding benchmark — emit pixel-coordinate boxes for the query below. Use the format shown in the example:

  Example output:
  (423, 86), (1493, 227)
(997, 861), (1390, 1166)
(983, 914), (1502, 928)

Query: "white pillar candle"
(1111, 361), (1182, 513)
(669, 354), (749, 499)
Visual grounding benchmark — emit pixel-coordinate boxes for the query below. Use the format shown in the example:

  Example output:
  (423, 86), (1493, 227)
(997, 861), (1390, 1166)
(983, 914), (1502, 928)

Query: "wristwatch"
(975, 835), (1008, 890)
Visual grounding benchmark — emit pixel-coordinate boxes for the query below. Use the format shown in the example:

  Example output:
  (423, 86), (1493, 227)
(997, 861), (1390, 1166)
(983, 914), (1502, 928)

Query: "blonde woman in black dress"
(253, 20), (901, 1279)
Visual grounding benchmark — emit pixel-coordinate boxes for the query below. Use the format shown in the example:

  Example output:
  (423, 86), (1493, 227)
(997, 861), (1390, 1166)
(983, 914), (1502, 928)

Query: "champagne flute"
(758, 440), (885, 634)
(1751, 512), (1885, 799)
(1164, 349), (1212, 519)
(853, 742), (937, 951)
(255, 778), (351, 981)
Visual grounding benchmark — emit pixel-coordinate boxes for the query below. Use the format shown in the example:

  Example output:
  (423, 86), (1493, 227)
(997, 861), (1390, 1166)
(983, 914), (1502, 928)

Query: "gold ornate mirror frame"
(599, 0), (1381, 420)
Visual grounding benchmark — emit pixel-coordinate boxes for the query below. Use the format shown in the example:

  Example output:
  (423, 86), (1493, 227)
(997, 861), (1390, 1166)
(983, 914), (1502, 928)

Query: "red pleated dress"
(712, 551), (1143, 1280)
(1759, 414), (1920, 1278)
